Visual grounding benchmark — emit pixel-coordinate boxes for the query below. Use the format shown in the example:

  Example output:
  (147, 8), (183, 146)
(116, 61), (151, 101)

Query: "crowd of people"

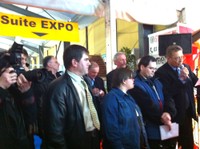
(0, 43), (198, 149)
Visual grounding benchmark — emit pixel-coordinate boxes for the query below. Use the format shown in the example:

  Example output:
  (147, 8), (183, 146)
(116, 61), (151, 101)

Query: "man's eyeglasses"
(171, 56), (185, 61)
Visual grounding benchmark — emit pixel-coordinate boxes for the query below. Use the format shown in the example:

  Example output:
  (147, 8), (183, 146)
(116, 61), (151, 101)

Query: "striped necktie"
(81, 80), (100, 130)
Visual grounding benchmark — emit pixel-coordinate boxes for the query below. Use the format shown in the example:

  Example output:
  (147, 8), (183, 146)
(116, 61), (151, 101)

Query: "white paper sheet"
(160, 123), (179, 140)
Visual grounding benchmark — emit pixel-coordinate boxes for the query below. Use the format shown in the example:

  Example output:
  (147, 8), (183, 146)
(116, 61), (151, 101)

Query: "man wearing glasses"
(155, 44), (198, 149)
(129, 55), (177, 149)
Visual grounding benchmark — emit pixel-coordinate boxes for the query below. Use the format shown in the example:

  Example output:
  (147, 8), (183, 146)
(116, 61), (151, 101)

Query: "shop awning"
(1, 0), (179, 25)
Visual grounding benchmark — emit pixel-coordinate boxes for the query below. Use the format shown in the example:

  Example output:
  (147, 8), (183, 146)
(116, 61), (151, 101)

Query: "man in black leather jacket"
(43, 45), (101, 149)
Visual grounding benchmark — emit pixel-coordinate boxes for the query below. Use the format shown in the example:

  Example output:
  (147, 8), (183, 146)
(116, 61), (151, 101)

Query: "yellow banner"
(0, 12), (79, 42)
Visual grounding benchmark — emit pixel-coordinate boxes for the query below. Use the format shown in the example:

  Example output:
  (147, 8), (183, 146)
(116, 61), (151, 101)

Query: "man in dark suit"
(86, 61), (106, 100)
(85, 61), (106, 138)
(106, 52), (127, 92)
(155, 44), (198, 149)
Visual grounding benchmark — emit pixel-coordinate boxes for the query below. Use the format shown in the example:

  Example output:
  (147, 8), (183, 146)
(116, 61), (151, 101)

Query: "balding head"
(88, 61), (100, 79)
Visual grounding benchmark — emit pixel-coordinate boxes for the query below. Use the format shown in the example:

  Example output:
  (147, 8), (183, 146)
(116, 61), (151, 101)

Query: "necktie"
(91, 78), (95, 88)
(177, 67), (185, 81)
(81, 80), (100, 130)
(176, 68), (189, 108)
(147, 79), (163, 111)
(177, 67), (180, 76)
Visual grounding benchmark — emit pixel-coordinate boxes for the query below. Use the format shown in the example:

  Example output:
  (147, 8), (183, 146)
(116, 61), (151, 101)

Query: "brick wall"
(90, 55), (106, 78)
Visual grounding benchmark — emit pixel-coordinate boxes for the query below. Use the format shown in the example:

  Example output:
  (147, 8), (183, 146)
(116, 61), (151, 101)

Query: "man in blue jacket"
(129, 55), (177, 149)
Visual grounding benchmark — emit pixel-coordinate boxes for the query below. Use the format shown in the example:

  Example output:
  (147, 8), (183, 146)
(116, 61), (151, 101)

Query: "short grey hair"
(113, 52), (126, 62)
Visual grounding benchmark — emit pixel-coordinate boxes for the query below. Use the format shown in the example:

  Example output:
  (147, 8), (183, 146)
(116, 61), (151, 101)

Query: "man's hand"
(17, 73), (32, 93)
(92, 88), (105, 97)
(161, 112), (172, 130)
(180, 66), (189, 80)
(0, 67), (17, 89)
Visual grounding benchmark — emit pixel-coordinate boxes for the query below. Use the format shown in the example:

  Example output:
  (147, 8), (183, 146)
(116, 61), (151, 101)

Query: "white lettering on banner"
(149, 35), (159, 55)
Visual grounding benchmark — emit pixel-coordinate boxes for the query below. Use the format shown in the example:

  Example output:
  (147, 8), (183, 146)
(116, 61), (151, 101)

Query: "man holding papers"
(129, 55), (177, 149)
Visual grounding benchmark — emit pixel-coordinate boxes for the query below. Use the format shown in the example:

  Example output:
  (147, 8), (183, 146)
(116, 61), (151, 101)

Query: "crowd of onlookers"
(0, 43), (198, 149)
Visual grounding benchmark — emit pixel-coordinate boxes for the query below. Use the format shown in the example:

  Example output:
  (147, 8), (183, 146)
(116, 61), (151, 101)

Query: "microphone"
(177, 65), (184, 75)
(179, 64), (189, 80)
(180, 64), (184, 69)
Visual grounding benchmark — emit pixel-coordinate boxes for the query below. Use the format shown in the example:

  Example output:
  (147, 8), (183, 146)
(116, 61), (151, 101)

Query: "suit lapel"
(164, 63), (179, 81)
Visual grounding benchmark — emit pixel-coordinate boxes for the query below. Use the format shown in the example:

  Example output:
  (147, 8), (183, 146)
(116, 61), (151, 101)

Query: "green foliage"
(120, 47), (136, 71)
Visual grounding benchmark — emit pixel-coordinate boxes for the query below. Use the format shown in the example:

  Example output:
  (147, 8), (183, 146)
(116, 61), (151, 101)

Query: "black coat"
(0, 87), (32, 149)
(43, 72), (99, 149)
(85, 75), (106, 98)
(32, 68), (61, 105)
(155, 63), (198, 122)
(106, 69), (117, 92)
(32, 68), (61, 134)
(93, 76), (106, 95)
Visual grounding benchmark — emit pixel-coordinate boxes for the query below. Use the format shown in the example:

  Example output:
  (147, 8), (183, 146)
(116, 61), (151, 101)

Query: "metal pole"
(105, 0), (117, 73)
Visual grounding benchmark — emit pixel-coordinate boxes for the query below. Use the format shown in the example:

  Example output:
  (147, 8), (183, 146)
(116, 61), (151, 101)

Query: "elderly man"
(86, 61), (106, 98)
(31, 55), (61, 148)
(106, 52), (127, 92)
